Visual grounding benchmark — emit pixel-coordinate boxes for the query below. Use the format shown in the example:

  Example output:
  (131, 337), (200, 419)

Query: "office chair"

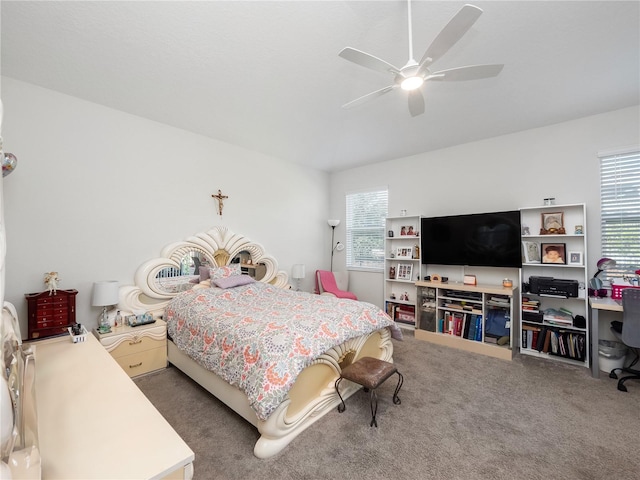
(609, 288), (640, 392)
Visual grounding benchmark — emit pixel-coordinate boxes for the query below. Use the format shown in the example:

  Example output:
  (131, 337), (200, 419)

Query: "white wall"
(2, 76), (638, 338)
(329, 106), (640, 308)
(1, 77), (330, 337)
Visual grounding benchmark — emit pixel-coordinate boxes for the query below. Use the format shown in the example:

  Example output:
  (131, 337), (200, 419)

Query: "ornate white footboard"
(168, 327), (393, 458)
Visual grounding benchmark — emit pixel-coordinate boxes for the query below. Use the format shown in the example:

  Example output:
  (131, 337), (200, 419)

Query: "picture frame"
(399, 225), (416, 236)
(540, 212), (565, 234)
(396, 247), (413, 259)
(541, 242), (566, 264)
(568, 251), (583, 265)
(396, 263), (413, 281)
(522, 241), (541, 263)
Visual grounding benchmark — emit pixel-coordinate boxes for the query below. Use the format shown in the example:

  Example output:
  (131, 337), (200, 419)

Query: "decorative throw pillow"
(213, 274), (255, 289)
(209, 264), (242, 280)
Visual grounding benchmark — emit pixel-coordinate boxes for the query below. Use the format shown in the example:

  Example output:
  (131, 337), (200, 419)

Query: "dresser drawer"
(30, 324), (70, 339)
(113, 346), (167, 377)
(35, 318), (69, 329)
(109, 335), (166, 358)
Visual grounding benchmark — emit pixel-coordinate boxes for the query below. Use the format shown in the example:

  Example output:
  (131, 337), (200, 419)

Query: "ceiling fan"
(339, 1), (503, 117)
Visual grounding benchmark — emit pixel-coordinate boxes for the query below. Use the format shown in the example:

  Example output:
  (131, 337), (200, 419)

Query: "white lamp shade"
(92, 280), (120, 307)
(292, 264), (306, 280)
(327, 219), (340, 227)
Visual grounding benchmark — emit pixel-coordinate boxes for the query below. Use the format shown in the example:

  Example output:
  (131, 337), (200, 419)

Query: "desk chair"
(609, 288), (640, 392)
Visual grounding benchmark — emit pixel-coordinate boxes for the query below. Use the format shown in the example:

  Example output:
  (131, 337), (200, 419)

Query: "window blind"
(346, 189), (388, 270)
(599, 149), (640, 280)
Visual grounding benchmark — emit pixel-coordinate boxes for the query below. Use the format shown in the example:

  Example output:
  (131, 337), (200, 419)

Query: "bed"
(119, 226), (400, 458)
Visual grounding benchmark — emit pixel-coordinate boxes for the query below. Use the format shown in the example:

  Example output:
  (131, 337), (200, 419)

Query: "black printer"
(529, 276), (579, 298)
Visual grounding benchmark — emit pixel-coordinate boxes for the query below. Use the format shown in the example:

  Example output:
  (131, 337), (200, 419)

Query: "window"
(345, 188), (388, 270)
(599, 148), (640, 281)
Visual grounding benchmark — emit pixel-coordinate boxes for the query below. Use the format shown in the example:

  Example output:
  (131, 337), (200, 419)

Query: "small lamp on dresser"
(92, 280), (119, 333)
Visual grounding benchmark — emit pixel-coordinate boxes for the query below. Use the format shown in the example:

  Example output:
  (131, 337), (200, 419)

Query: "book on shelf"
(542, 329), (551, 353)
(542, 308), (573, 327)
(467, 314), (477, 340)
(474, 315), (483, 341)
(455, 313), (464, 336)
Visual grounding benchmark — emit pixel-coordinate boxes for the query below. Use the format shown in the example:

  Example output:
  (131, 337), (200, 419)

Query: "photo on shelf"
(522, 241), (541, 263)
(399, 225), (416, 236)
(396, 247), (413, 259)
(395, 263), (413, 281)
(568, 251), (583, 265)
(541, 243), (566, 264)
(540, 212), (565, 234)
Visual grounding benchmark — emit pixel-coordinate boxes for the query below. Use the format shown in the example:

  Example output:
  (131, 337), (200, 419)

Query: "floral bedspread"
(164, 282), (398, 420)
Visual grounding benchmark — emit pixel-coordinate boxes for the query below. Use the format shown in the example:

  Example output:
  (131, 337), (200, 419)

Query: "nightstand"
(93, 319), (167, 377)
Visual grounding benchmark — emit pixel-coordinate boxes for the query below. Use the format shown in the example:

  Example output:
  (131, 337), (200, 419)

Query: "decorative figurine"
(44, 271), (60, 295)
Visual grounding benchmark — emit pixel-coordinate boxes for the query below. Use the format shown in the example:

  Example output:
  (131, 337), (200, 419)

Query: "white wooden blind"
(346, 189), (388, 270)
(599, 149), (640, 280)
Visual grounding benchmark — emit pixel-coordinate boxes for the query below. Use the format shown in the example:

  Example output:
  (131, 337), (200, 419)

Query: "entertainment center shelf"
(414, 281), (518, 361)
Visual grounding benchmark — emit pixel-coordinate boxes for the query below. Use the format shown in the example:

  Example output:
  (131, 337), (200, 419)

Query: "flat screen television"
(420, 210), (522, 268)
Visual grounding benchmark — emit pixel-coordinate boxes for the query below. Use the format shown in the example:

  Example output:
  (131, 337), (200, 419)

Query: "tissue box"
(611, 283), (640, 300)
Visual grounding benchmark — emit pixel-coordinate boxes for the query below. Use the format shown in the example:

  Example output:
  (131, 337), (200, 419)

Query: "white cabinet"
(519, 203), (589, 368)
(384, 215), (422, 328)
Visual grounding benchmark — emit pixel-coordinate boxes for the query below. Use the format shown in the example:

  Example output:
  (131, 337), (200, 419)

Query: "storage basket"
(611, 284), (640, 300)
(68, 325), (88, 343)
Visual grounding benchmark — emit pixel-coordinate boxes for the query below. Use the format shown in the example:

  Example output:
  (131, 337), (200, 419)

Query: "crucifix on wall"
(211, 189), (229, 216)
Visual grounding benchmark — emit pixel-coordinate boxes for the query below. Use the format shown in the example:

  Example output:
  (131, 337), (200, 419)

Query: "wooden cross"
(211, 189), (228, 216)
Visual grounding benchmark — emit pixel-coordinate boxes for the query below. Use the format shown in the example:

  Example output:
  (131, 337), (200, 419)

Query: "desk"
(31, 334), (194, 479)
(589, 297), (623, 378)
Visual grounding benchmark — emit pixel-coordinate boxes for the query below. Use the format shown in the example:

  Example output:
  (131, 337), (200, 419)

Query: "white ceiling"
(2, 1), (639, 173)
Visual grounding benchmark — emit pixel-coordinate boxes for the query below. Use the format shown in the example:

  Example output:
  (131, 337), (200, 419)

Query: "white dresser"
(30, 334), (194, 479)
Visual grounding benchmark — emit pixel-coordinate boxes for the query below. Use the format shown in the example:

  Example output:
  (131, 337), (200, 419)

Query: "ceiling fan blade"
(408, 90), (425, 117)
(418, 4), (483, 70)
(428, 64), (504, 81)
(341, 85), (395, 109)
(339, 47), (401, 75)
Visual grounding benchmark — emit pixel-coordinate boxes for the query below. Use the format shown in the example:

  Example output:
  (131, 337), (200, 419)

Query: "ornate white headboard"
(119, 226), (289, 316)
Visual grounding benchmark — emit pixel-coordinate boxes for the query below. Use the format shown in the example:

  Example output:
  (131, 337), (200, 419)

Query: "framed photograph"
(399, 225), (416, 236)
(541, 243), (566, 264)
(540, 212), (565, 234)
(396, 247), (413, 259)
(568, 251), (583, 265)
(522, 241), (541, 263)
(396, 263), (413, 281)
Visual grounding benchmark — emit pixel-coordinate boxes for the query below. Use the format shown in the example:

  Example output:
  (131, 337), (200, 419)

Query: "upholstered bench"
(335, 356), (403, 427)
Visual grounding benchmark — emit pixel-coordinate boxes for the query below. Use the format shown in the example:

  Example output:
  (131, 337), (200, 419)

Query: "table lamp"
(291, 264), (305, 291)
(589, 258), (617, 296)
(92, 280), (119, 332)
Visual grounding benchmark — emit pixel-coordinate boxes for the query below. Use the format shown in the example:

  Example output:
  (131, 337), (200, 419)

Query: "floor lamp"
(328, 219), (340, 271)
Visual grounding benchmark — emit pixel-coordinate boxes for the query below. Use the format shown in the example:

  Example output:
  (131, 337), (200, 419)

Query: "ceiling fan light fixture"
(400, 76), (424, 91)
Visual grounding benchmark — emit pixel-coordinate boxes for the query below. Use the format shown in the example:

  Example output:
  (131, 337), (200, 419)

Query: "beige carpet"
(135, 331), (640, 480)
